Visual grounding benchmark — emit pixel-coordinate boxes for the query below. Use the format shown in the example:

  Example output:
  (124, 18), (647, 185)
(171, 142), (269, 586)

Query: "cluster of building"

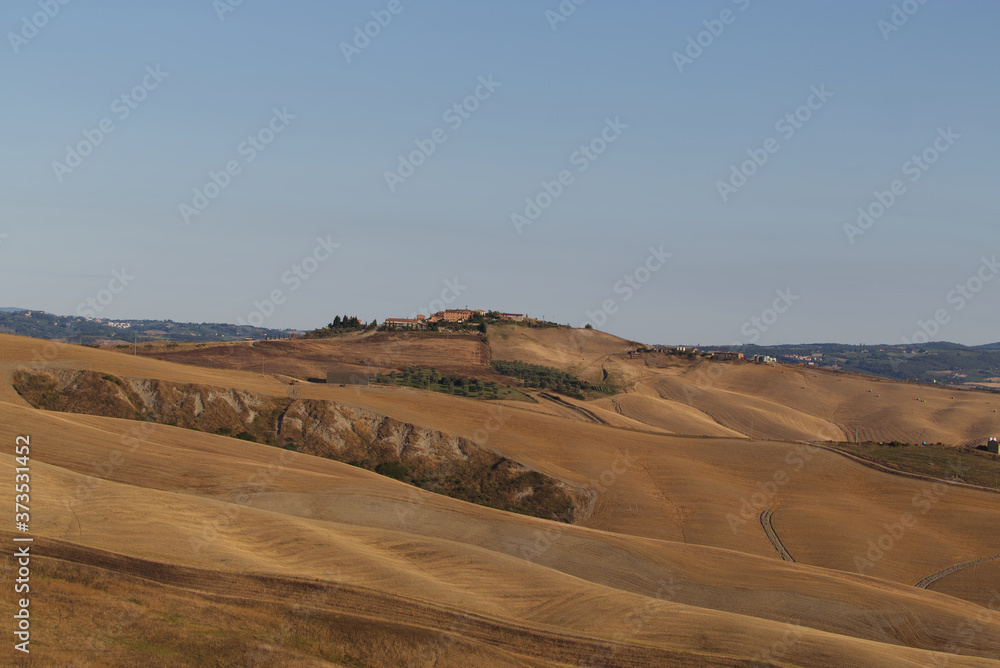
(77, 316), (132, 329)
(383, 309), (525, 330)
(708, 351), (777, 363)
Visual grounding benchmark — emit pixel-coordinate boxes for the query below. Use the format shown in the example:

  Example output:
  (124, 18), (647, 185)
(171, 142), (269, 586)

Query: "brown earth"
(135, 331), (497, 382)
(11, 368), (581, 522)
(2, 331), (1000, 667)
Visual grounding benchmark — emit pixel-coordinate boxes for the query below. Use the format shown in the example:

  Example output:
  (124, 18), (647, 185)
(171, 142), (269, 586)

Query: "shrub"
(375, 461), (409, 480)
(490, 360), (606, 396)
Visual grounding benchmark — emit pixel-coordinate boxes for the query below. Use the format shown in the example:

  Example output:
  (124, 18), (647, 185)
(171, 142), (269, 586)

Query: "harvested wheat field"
(2, 330), (999, 666)
(138, 332), (494, 382)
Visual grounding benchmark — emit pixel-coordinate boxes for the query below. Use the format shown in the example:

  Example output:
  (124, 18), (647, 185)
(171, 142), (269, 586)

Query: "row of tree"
(330, 315), (368, 329)
(374, 367), (505, 398)
(305, 315), (377, 338)
(490, 360), (597, 398)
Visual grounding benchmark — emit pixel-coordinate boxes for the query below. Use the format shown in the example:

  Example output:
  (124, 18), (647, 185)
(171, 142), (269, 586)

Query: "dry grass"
(488, 325), (635, 384)
(137, 332), (497, 382)
(2, 332), (1000, 666)
(831, 442), (1000, 489)
(4, 548), (561, 668)
(11, 368), (580, 523)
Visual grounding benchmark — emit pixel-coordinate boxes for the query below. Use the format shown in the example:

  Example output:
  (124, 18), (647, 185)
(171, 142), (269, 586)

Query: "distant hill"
(0, 309), (296, 344)
(711, 342), (1000, 389)
(0, 307), (27, 313)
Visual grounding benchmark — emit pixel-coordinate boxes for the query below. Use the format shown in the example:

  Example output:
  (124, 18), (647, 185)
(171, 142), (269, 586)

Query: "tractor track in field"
(760, 509), (794, 562)
(915, 554), (1000, 589)
(538, 392), (609, 425)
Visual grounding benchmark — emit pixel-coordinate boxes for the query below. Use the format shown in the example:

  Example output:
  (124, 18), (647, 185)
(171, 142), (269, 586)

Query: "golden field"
(1, 329), (999, 667)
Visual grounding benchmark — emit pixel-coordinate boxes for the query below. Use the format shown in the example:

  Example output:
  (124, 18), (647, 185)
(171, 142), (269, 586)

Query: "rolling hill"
(2, 329), (999, 666)
(0, 309), (295, 344)
(713, 342), (1000, 389)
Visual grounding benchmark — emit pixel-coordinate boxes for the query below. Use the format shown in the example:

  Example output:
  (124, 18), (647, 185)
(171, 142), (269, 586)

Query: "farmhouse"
(428, 309), (474, 323)
(384, 317), (426, 330)
(988, 437), (999, 454)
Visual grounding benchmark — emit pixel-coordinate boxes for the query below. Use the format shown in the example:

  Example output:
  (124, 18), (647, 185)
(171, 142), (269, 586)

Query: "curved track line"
(637, 459), (688, 543)
(801, 442), (1000, 495)
(915, 554), (1000, 589)
(760, 509), (795, 562)
(538, 392), (609, 424)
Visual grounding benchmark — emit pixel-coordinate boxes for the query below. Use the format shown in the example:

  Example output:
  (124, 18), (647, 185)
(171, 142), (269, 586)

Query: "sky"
(1, 0), (997, 346)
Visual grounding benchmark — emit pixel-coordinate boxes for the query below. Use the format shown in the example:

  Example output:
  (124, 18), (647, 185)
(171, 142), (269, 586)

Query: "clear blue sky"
(2, 0), (997, 345)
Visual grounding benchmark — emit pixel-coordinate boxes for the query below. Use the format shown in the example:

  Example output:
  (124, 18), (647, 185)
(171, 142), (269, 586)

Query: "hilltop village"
(384, 308), (525, 329)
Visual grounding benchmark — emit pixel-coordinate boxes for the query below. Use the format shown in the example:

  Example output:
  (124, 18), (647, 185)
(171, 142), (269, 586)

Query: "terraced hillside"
(139, 331), (493, 381)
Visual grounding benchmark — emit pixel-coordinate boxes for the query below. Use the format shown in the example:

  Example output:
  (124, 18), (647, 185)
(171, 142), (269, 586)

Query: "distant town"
(0, 309), (296, 344)
(384, 309), (525, 329)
